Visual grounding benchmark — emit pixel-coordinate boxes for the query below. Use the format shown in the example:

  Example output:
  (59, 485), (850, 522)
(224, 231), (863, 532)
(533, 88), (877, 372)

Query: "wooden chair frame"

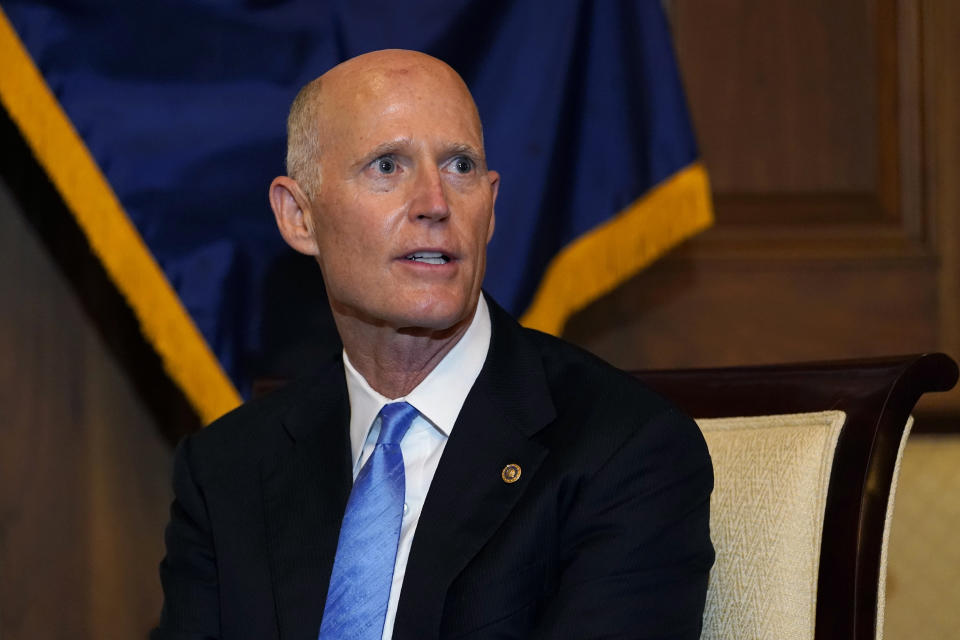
(632, 352), (958, 640)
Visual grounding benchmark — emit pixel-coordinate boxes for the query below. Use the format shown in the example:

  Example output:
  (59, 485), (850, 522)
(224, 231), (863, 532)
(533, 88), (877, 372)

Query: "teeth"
(405, 251), (449, 265)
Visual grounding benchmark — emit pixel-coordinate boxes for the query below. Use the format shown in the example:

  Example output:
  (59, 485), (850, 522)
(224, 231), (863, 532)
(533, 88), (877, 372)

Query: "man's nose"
(408, 165), (450, 222)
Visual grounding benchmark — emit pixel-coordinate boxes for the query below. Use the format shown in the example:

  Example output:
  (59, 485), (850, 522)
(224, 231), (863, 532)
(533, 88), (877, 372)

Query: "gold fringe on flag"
(521, 162), (713, 335)
(0, 7), (242, 424)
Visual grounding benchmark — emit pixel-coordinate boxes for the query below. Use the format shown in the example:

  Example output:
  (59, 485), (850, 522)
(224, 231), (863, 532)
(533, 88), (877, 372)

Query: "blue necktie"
(318, 401), (418, 640)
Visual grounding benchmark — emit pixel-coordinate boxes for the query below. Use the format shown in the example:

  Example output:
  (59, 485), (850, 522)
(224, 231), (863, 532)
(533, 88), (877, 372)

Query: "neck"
(335, 308), (476, 399)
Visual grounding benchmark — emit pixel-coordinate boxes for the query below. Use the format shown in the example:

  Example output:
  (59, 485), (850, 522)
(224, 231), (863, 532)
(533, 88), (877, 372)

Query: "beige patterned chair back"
(697, 411), (844, 640)
(695, 411), (914, 640)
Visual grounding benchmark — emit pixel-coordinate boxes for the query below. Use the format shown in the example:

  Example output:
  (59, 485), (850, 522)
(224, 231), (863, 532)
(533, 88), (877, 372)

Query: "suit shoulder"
(521, 328), (706, 472)
(522, 327), (675, 418)
(185, 363), (341, 467)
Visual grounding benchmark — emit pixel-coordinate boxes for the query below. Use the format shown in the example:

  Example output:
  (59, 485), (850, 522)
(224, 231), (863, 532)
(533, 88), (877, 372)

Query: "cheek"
(466, 199), (495, 247)
(315, 205), (396, 276)
(316, 200), (369, 249)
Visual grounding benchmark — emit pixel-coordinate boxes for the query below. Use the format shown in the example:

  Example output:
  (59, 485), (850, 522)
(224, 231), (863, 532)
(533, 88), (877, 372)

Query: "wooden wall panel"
(567, 257), (938, 370)
(0, 177), (172, 639)
(670, 0), (921, 231)
(571, 0), (960, 417)
(927, 0), (960, 412)
(673, 0), (879, 195)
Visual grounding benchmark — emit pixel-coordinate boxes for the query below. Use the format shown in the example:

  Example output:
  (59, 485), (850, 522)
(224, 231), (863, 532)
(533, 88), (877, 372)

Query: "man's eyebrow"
(445, 141), (484, 158)
(442, 142), (486, 169)
(355, 139), (412, 167)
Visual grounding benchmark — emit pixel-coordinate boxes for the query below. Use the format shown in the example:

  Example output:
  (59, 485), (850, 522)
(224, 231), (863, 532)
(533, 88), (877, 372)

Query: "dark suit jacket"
(153, 297), (714, 639)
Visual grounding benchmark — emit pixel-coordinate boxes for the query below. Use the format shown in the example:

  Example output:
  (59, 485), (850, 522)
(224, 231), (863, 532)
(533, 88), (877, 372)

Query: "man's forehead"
(324, 55), (470, 110)
(316, 52), (483, 148)
(324, 49), (455, 85)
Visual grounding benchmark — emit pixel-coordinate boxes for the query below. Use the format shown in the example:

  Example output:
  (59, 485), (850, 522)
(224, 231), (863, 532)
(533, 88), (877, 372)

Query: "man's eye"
(451, 156), (474, 174)
(376, 157), (396, 174)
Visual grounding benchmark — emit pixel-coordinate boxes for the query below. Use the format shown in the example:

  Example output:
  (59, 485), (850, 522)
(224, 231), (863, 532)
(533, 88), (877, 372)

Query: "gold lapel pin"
(501, 463), (522, 483)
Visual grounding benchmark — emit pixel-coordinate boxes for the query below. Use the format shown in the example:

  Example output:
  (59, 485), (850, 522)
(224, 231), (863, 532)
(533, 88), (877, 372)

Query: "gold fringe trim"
(520, 162), (713, 335)
(0, 8), (242, 423)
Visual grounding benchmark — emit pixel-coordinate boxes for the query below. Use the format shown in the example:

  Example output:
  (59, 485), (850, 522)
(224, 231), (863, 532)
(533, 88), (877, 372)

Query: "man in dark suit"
(153, 49), (713, 640)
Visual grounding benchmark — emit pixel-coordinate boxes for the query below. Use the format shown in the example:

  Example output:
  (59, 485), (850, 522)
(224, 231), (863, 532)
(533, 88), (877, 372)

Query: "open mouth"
(404, 251), (451, 265)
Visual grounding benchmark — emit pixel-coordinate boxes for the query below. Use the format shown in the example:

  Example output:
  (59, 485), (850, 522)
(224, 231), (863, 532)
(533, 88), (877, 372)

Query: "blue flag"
(0, 1), (712, 422)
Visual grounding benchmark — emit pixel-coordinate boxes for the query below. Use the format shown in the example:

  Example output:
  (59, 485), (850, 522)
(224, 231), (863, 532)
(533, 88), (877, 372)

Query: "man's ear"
(270, 176), (319, 256)
(486, 170), (500, 243)
(269, 176), (319, 255)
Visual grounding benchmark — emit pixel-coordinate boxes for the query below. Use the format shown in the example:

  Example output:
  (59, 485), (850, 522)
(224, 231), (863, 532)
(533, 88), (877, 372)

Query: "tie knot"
(376, 401), (418, 446)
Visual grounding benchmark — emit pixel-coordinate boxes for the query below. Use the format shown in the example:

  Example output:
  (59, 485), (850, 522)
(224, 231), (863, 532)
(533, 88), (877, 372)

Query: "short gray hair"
(285, 77), (324, 200)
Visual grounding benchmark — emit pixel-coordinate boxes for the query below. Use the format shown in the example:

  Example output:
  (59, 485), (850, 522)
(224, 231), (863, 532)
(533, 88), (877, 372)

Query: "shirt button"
(403, 503), (408, 514)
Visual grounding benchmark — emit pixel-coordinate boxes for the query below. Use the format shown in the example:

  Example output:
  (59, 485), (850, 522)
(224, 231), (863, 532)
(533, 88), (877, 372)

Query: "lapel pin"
(501, 463), (522, 484)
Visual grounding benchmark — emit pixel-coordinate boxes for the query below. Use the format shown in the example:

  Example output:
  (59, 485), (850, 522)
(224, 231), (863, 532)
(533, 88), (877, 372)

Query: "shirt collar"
(343, 295), (491, 467)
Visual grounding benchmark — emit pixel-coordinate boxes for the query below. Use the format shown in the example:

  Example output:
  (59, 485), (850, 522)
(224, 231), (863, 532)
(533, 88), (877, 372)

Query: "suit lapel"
(394, 298), (556, 638)
(261, 363), (353, 640)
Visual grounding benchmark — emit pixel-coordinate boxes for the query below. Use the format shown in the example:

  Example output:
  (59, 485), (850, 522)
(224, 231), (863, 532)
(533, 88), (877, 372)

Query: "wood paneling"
(927, 0), (960, 410)
(568, 256), (938, 369)
(674, 0), (879, 194)
(671, 0), (923, 233)
(0, 177), (171, 639)
(569, 0), (960, 417)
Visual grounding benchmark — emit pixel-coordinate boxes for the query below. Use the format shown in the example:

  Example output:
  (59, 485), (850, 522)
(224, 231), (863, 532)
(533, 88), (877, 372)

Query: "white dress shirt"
(342, 295), (491, 640)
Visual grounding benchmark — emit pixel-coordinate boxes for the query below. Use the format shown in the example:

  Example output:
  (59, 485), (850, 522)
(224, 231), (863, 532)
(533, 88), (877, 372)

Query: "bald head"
(285, 50), (483, 199)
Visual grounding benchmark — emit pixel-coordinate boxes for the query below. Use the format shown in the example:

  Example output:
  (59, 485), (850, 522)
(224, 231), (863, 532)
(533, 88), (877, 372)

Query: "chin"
(394, 296), (475, 333)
